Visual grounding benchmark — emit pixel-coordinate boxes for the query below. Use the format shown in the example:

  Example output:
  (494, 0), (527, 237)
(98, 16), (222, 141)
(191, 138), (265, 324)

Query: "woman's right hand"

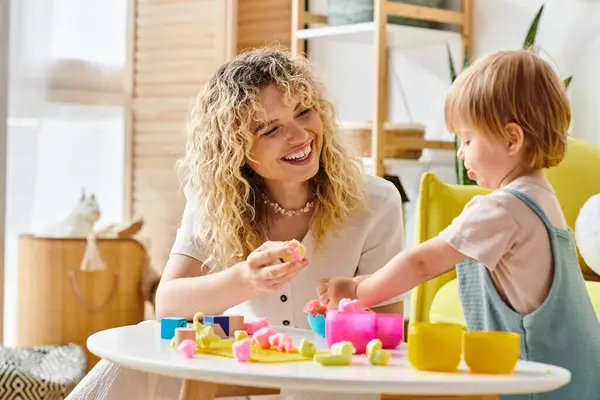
(239, 241), (308, 293)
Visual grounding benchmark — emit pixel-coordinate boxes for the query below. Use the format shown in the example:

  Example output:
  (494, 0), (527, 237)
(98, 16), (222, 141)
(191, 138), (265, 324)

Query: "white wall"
(0, 0), (10, 345)
(472, 0), (600, 147)
(307, 0), (600, 240)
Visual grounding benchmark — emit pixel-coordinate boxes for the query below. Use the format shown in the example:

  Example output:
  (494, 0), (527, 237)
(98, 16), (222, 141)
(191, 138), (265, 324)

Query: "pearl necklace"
(260, 192), (314, 217)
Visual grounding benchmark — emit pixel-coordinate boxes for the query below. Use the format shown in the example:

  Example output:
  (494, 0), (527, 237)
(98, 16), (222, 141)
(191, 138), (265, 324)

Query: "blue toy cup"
(306, 313), (326, 338)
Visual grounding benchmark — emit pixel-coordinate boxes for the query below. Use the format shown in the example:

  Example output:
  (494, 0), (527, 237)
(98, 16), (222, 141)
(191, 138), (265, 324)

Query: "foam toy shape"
(366, 338), (382, 356)
(160, 317), (187, 340)
(244, 318), (269, 335)
(281, 239), (306, 262)
(331, 341), (356, 357)
(253, 327), (276, 349)
(177, 339), (197, 359)
(366, 339), (390, 366)
(197, 325), (222, 349)
(234, 330), (248, 341)
(316, 341), (355, 366)
(232, 338), (252, 362)
(207, 323), (228, 339)
(338, 298), (361, 313)
(269, 333), (294, 352)
(203, 315), (230, 337)
(368, 349), (391, 366)
(298, 339), (316, 358)
(304, 300), (327, 317)
(193, 311), (204, 326)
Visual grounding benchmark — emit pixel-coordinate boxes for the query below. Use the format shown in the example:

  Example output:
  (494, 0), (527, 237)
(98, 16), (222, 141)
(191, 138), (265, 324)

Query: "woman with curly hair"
(67, 47), (406, 400)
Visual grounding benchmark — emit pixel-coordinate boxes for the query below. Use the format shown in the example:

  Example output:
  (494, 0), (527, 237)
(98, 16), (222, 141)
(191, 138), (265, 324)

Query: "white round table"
(87, 321), (570, 400)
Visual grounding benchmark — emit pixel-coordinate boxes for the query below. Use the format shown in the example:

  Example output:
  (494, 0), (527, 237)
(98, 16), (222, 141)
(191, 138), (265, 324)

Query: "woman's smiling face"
(247, 83), (324, 185)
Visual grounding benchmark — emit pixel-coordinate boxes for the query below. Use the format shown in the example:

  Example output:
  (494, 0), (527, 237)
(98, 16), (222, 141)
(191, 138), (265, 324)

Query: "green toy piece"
(316, 341), (355, 366)
(366, 339), (391, 366)
(196, 325), (221, 349)
(298, 338), (316, 358)
(234, 330), (248, 341)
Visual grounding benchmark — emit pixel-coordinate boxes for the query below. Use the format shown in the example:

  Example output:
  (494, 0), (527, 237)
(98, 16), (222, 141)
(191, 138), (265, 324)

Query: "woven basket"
(339, 122), (425, 160)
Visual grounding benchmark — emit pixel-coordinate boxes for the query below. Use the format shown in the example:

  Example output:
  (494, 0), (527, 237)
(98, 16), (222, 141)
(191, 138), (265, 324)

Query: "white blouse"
(170, 173), (408, 328)
(67, 174), (407, 400)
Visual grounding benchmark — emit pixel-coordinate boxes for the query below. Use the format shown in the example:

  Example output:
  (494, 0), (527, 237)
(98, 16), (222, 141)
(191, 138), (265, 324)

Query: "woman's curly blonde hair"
(178, 47), (366, 269)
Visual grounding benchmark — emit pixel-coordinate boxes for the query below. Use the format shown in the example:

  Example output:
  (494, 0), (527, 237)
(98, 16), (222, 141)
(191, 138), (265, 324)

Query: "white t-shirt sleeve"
(355, 181), (408, 304)
(170, 183), (206, 262)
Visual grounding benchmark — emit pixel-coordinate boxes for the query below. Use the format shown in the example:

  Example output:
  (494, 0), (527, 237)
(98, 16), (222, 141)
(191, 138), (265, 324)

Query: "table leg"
(179, 380), (217, 400)
(179, 380), (280, 399)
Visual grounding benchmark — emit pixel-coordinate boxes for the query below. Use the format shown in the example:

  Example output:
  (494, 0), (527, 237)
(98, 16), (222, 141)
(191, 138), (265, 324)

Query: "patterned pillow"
(0, 344), (86, 399)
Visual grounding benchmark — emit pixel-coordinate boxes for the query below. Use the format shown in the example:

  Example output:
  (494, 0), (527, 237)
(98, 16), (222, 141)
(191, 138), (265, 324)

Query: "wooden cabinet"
(16, 235), (146, 370)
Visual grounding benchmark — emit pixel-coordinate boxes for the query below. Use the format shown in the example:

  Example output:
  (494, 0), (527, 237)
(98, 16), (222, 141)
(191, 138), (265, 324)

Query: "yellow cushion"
(410, 136), (600, 324)
(430, 279), (600, 325)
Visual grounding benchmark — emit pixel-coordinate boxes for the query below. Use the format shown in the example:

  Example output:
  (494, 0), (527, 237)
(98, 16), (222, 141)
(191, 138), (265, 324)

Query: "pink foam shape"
(176, 339), (197, 358)
(252, 327), (276, 349)
(232, 338), (252, 362)
(243, 318), (269, 335)
(268, 333), (294, 352)
(304, 300), (327, 316)
(338, 298), (362, 313)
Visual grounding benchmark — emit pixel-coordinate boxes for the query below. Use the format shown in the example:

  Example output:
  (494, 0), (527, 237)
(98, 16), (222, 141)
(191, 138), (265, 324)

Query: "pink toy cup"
(325, 310), (376, 354)
(376, 313), (404, 349)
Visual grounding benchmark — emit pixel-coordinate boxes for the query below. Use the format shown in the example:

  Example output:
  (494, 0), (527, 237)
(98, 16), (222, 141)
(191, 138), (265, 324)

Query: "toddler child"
(319, 49), (600, 400)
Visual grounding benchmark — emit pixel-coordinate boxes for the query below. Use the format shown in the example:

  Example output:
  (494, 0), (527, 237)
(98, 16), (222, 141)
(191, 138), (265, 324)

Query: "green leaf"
(462, 45), (470, 69)
(523, 4), (544, 49)
(447, 43), (457, 82)
(564, 76), (572, 89)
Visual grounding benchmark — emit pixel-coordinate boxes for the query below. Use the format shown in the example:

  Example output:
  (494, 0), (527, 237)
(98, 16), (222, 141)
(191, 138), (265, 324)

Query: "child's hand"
(317, 277), (359, 309)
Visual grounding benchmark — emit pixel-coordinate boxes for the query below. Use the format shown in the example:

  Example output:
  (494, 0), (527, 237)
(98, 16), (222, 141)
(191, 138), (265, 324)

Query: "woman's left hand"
(317, 277), (359, 309)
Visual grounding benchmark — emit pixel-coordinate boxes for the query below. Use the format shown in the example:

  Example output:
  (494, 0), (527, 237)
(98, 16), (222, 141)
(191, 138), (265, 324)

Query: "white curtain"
(5, 0), (127, 345)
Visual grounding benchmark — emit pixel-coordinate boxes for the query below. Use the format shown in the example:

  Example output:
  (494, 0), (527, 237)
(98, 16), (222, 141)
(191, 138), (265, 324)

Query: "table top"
(87, 321), (571, 396)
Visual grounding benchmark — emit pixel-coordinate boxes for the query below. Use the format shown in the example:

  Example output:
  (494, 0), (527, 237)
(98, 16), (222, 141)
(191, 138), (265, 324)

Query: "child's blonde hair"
(444, 49), (571, 169)
(178, 47), (366, 269)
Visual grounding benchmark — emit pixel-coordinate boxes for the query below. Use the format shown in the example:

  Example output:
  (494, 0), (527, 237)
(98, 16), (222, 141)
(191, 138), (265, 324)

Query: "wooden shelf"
(296, 22), (461, 48)
(292, 0), (473, 176)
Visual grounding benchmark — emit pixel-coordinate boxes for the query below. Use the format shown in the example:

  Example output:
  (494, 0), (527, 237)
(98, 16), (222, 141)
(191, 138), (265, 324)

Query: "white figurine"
(38, 189), (101, 238)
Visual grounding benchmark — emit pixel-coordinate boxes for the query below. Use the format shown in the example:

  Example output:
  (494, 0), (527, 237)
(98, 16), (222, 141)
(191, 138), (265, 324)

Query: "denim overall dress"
(456, 189), (600, 400)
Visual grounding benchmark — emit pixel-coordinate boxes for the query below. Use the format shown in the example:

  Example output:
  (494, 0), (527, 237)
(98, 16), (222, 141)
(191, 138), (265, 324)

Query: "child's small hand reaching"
(317, 277), (359, 309)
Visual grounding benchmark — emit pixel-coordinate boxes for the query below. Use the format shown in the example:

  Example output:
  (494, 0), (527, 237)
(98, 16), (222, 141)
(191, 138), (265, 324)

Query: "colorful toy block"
(207, 323), (228, 339)
(161, 317), (187, 340)
(203, 315), (229, 337)
(227, 315), (245, 336)
(175, 327), (196, 346)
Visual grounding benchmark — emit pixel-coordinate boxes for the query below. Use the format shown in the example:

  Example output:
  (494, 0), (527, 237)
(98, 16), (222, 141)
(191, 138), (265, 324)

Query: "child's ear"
(504, 123), (525, 155)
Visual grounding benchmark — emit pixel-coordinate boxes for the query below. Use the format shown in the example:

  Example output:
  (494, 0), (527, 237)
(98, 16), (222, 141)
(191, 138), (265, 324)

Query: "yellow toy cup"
(463, 331), (520, 374)
(463, 331), (521, 374)
(407, 322), (463, 372)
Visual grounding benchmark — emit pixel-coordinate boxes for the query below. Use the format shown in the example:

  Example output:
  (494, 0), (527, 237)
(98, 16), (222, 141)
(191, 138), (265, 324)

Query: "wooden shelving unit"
(291, 0), (473, 177)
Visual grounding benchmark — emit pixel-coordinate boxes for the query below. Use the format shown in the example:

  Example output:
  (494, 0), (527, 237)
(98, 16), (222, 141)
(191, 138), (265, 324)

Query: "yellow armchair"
(410, 137), (600, 325)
